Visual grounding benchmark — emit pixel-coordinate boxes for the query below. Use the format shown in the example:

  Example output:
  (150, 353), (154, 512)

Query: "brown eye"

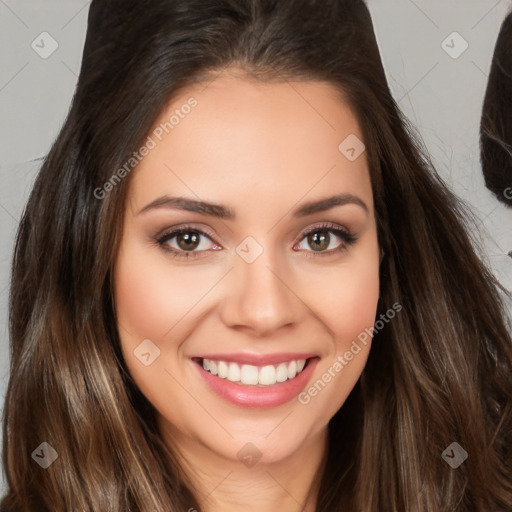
(295, 223), (358, 256)
(156, 226), (221, 259)
(307, 231), (330, 251)
(176, 231), (201, 251)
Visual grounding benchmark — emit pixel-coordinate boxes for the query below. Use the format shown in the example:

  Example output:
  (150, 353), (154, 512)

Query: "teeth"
(217, 361), (228, 379)
(227, 362), (241, 382)
(276, 363), (288, 382)
(201, 358), (308, 386)
(258, 365), (276, 385)
(240, 365), (259, 385)
(287, 360), (297, 379)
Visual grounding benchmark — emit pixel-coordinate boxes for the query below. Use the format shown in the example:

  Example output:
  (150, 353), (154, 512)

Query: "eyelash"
(154, 222), (358, 260)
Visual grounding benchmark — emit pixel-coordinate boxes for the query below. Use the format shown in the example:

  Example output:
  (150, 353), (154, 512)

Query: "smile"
(201, 357), (307, 386)
(191, 354), (320, 408)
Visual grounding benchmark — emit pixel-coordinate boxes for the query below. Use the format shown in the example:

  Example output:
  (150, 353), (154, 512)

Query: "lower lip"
(193, 357), (320, 409)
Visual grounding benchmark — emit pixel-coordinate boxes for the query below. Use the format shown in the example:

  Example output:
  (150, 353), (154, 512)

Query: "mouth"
(191, 355), (320, 408)
(192, 356), (313, 387)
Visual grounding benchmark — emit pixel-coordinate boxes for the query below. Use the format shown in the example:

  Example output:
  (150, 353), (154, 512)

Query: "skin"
(114, 68), (380, 512)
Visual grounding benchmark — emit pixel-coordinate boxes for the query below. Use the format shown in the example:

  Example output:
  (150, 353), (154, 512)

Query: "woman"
(2, 0), (511, 510)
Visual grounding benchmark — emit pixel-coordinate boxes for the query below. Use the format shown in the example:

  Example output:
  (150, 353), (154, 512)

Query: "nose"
(219, 247), (299, 337)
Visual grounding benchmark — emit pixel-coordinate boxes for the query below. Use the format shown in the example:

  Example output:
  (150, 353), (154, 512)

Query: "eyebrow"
(137, 193), (369, 218)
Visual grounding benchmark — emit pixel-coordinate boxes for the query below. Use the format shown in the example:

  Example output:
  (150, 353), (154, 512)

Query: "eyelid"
(296, 222), (352, 242)
(155, 223), (218, 244)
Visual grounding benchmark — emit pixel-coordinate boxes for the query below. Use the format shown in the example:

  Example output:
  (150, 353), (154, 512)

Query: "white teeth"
(287, 360), (297, 379)
(201, 357), (310, 386)
(227, 362), (241, 381)
(275, 363), (288, 382)
(258, 365), (276, 385)
(217, 361), (228, 379)
(240, 365), (259, 385)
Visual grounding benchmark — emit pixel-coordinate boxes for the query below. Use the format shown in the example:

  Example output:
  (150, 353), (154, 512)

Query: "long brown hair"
(2, 0), (512, 510)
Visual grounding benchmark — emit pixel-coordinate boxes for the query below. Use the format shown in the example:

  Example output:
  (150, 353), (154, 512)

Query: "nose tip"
(219, 257), (298, 337)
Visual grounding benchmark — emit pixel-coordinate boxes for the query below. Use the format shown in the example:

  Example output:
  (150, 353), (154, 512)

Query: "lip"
(192, 352), (318, 366)
(191, 355), (320, 409)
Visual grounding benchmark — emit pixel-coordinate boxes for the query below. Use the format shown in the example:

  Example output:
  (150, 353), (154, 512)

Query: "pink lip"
(193, 352), (318, 366)
(192, 356), (320, 409)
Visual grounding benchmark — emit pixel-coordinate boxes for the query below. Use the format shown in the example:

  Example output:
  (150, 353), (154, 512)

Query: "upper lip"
(193, 352), (318, 366)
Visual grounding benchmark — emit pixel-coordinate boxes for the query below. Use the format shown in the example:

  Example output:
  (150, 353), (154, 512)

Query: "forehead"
(128, 71), (373, 216)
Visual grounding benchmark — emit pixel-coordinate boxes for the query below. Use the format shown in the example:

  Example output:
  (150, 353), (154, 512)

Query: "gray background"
(1, 0), (512, 493)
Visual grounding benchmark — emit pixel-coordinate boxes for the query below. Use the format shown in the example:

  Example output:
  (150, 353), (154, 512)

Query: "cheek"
(112, 241), (210, 414)
(299, 239), (380, 349)
(296, 279), (378, 425)
(113, 242), (215, 344)
(293, 235), (379, 416)
(332, 262), (379, 345)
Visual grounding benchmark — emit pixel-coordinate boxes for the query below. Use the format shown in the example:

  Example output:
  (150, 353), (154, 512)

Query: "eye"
(294, 223), (358, 255)
(155, 226), (221, 259)
(154, 222), (358, 260)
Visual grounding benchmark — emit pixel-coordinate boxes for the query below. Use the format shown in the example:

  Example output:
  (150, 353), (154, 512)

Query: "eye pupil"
(308, 231), (329, 251)
(177, 232), (200, 251)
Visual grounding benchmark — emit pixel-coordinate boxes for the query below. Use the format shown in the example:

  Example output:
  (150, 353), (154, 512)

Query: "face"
(113, 69), (380, 467)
